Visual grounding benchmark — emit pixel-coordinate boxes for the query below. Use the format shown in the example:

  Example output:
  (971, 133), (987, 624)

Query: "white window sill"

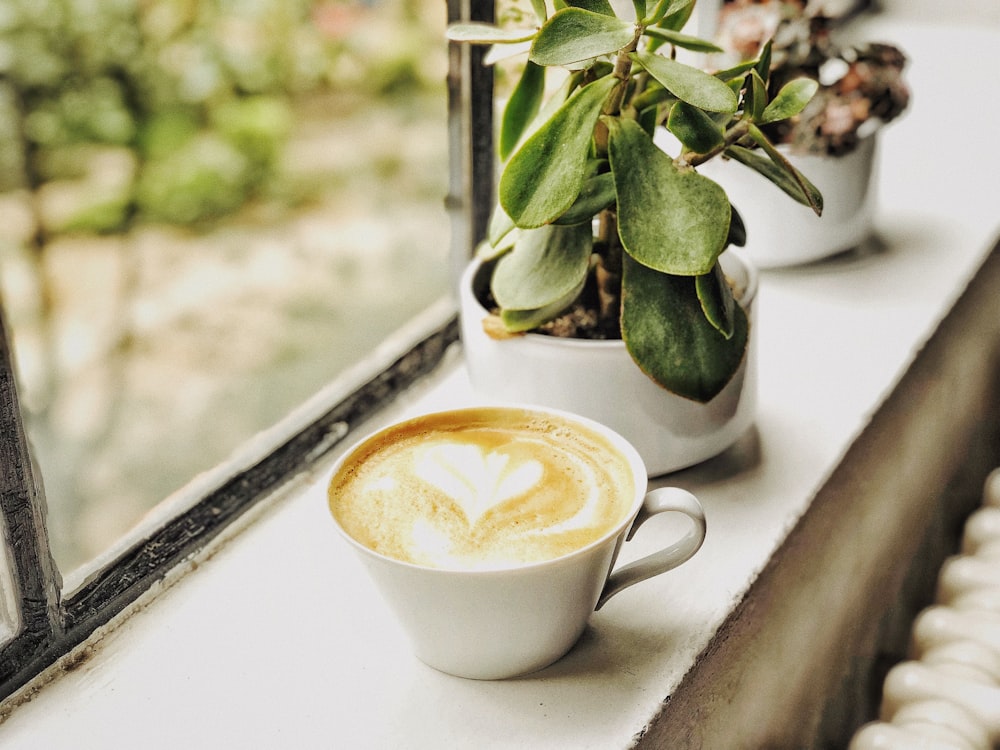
(3, 16), (1000, 750)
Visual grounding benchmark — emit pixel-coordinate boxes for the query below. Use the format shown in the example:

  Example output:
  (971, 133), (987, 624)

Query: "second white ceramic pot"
(459, 249), (758, 477)
(698, 135), (878, 269)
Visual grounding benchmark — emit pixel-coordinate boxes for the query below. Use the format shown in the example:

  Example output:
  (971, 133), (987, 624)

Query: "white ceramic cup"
(328, 405), (707, 680)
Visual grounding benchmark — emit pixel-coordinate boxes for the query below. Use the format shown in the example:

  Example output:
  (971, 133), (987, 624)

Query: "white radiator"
(850, 469), (1000, 750)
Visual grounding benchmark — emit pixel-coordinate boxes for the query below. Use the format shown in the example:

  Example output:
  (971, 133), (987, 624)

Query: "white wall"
(875, 0), (1000, 25)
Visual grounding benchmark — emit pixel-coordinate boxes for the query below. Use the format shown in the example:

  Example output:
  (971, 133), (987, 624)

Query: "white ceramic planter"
(697, 135), (878, 269)
(459, 250), (758, 477)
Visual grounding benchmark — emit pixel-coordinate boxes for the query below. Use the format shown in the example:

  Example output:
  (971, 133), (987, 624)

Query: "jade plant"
(448, 0), (823, 403)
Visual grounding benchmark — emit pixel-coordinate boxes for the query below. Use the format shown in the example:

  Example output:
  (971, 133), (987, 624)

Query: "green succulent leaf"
(646, 0), (695, 29)
(446, 23), (538, 44)
(747, 122), (823, 215)
(606, 117), (730, 276)
(500, 69), (585, 159)
(754, 39), (773, 84)
(476, 232), (516, 261)
(759, 77), (819, 124)
(728, 203), (747, 248)
(622, 254), (748, 403)
(499, 61), (546, 161)
(585, 156), (609, 176)
(695, 261), (736, 339)
(486, 203), (517, 251)
(535, 68), (585, 119)
(668, 101), (725, 154)
(726, 76), (744, 101)
(566, 0), (616, 16)
(499, 76), (617, 228)
(530, 0), (548, 22)
(637, 105), (659, 137)
(530, 8), (637, 66)
(554, 171), (616, 224)
(631, 51), (737, 113)
(714, 59), (758, 82)
(747, 69), (767, 121)
(723, 145), (811, 209)
(643, 27), (723, 54)
(630, 82), (677, 114)
(492, 223), (593, 332)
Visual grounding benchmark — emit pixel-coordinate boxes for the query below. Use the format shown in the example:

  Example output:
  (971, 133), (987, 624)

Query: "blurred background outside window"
(0, 0), (450, 574)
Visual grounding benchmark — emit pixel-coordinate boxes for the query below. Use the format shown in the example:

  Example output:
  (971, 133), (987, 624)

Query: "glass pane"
(0, 0), (450, 575)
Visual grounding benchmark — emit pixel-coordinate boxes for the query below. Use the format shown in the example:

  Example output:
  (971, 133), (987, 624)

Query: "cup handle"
(595, 487), (706, 611)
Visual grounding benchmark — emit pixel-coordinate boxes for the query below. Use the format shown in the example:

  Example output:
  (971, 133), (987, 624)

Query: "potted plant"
(701, 0), (911, 267)
(447, 0), (823, 474)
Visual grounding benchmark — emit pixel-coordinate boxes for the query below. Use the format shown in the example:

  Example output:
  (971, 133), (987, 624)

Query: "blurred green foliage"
(0, 0), (428, 229)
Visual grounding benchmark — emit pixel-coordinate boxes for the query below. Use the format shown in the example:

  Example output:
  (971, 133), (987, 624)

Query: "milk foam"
(413, 443), (544, 527)
(330, 410), (635, 570)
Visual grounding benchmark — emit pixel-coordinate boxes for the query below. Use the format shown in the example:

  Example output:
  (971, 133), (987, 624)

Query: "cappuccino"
(329, 407), (635, 570)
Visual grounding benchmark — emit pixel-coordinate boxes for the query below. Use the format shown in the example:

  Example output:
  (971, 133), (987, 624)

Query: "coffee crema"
(329, 408), (636, 570)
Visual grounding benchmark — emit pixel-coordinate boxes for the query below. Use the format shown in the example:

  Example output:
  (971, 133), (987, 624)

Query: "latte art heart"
(414, 443), (544, 526)
(330, 409), (635, 570)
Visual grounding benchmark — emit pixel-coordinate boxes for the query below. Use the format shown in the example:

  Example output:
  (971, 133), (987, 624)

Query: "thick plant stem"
(595, 34), (642, 154)
(681, 119), (752, 167)
(592, 36), (641, 335)
(595, 209), (622, 335)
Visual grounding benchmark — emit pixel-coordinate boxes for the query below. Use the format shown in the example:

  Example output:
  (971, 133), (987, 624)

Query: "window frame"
(0, 0), (494, 703)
